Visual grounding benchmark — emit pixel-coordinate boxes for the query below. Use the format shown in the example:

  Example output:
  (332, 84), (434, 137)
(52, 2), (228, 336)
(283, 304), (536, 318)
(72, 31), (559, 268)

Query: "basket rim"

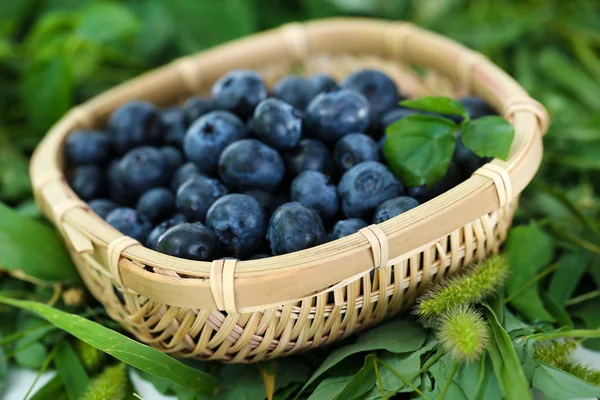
(30, 17), (548, 311)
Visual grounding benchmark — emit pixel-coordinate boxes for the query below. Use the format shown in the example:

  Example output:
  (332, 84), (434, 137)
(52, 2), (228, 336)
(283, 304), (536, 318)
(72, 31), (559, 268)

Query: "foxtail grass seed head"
(81, 363), (128, 400)
(76, 340), (105, 372)
(436, 305), (488, 363)
(535, 340), (600, 387)
(416, 254), (509, 319)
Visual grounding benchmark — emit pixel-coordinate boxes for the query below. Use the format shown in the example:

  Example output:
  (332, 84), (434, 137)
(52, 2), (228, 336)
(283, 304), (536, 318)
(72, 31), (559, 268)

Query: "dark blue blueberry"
(183, 96), (213, 125)
(249, 99), (302, 150)
(334, 133), (379, 173)
(107, 159), (136, 206)
(338, 161), (403, 218)
(328, 218), (368, 241)
(176, 175), (228, 222)
(115, 146), (169, 200)
(245, 190), (281, 219)
(291, 171), (338, 220)
(284, 139), (334, 178)
(206, 194), (266, 258)
(267, 202), (326, 255)
(69, 165), (106, 201)
(310, 74), (337, 94)
(341, 69), (399, 122)
(381, 107), (422, 128)
(171, 162), (202, 192)
(184, 111), (247, 174)
(161, 107), (187, 148)
(306, 89), (370, 142)
(88, 199), (118, 219)
(136, 188), (175, 223)
(108, 101), (164, 155)
(65, 130), (111, 166)
(373, 196), (419, 224)
(272, 76), (317, 110)
(156, 222), (218, 261)
(459, 96), (496, 119)
(106, 207), (152, 243)
(160, 146), (184, 173)
(211, 70), (267, 119)
(453, 132), (488, 176)
(219, 139), (284, 192)
(406, 162), (465, 204)
(145, 213), (186, 250)
(249, 253), (270, 260)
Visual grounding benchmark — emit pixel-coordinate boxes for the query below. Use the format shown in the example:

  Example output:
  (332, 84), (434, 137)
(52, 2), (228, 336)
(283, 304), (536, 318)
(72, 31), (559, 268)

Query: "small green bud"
(436, 305), (489, 363)
(416, 254), (509, 319)
(76, 340), (105, 372)
(81, 363), (128, 400)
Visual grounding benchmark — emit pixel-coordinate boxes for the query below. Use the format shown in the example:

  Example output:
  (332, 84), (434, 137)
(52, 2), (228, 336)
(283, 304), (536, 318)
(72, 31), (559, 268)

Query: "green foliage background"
(1, 0), (600, 399)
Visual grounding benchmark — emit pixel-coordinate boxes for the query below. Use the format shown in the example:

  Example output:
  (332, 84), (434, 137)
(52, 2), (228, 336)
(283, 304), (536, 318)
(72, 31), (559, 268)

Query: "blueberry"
(407, 162), (465, 203)
(136, 188), (175, 223)
(249, 253), (270, 260)
(160, 146), (184, 173)
(341, 69), (399, 121)
(171, 162), (202, 192)
(184, 111), (246, 173)
(373, 196), (419, 223)
(338, 161), (403, 218)
(106, 207), (152, 243)
(381, 107), (422, 128)
(459, 96), (496, 119)
(146, 213), (186, 250)
(249, 99), (302, 150)
(206, 194), (266, 258)
(334, 133), (379, 173)
(65, 130), (111, 166)
(310, 74), (337, 94)
(176, 175), (228, 222)
(115, 146), (169, 200)
(291, 171), (338, 220)
(211, 70), (267, 119)
(108, 101), (163, 155)
(267, 202), (326, 255)
(306, 89), (370, 142)
(156, 222), (218, 261)
(88, 199), (118, 219)
(69, 165), (106, 201)
(272, 76), (317, 110)
(107, 159), (136, 206)
(329, 218), (368, 241)
(244, 190), (281, 219)
(284, 139), (334, 178)
(183, 96), (213, 125)
(219, 139), (284, 192)
(161, 107), (187, 148)
(453, 132), (488, 176)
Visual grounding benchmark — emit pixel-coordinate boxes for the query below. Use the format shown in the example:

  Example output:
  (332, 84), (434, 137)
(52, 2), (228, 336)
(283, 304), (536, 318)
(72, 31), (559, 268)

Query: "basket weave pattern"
(30, 19), (548, 362)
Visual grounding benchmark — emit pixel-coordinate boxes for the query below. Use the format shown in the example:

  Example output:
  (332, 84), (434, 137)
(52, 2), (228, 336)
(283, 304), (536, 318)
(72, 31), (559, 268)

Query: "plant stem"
(378, 358), (432, 400)
(0, 322), (51, 346)
(372, 355), (388, 400)
(23, 343), (59, 400)
(565, 289), (600, 307)
(523, 328), (600, 341)
(390, 348), (445, 394)
(438, 361), (460, 400)
(504, 263), (558, 303)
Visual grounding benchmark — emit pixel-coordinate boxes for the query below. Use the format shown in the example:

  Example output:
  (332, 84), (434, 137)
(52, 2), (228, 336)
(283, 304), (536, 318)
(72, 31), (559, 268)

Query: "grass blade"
(55, 340), (90, 400)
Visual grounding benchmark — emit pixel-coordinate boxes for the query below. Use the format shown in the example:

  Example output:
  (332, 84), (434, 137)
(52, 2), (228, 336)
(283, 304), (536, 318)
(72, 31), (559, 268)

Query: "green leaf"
(541, 291), (574, 329)
(301, 320), (426, 393)
(0, 145), (31, 203)
(22, 54), (73, 131)
(505, 224), (555, 322)
(29, 375), (65, 400)
(422, 352), (467, 400)
(169, 0), (257, 53)
(308, 376), (353, 400)
(14, 313), (52, 369)
(461, 116), (515, 160)
(400, 96), (468, 117)
(76, 2), (140, 45)
(384, 114), (457, 187)
(532, 362), (600, 400)
(0, 202), (79, 283)
(0, 296), (219, 395)
(55, 340), (90, 400)
(483, 305), (533, 400)
(572, 298), (600, 351)
(331, 354), (377, 400)
(548, 249), (590, 306)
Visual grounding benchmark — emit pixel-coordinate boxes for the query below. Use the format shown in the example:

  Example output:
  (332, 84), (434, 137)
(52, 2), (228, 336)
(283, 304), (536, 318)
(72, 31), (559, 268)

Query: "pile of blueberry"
(66, 69), (494, 262)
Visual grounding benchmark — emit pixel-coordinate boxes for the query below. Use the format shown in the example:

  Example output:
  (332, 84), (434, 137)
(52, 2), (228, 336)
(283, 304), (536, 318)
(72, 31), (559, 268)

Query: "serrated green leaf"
(483, 305), (533, 400)
(384, 114), (457, 187)
(532, 362), (600, 400)
(76, 2), (140, 45)
(55, 340), (90, 400)
(0, 296), (219, 394)
(401, 96), (468, 117)
(461, 116), (515, 160)
(0, 202), (78, 283)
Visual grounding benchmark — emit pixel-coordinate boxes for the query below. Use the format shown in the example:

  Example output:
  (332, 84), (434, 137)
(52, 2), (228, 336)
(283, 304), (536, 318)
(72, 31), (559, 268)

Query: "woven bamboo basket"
(30, 18), (548, 363)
